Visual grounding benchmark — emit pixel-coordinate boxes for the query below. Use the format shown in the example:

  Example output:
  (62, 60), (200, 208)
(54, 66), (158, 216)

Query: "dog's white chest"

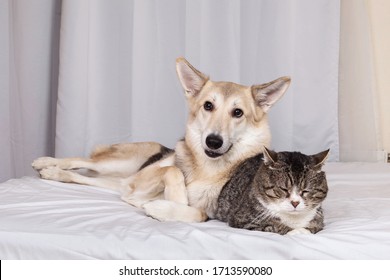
(187, 182), (224, 218)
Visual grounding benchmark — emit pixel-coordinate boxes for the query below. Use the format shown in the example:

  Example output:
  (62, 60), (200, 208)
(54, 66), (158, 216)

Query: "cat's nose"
(291, 201), (300, 208)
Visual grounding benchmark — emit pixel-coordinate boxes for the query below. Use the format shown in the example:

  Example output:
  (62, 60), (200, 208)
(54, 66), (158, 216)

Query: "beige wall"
(366, 0), (390, 154)
(339, 0), (383, 161)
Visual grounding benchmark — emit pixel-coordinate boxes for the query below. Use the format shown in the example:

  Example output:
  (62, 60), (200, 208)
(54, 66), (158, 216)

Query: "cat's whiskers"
(245, 210), (274, 229)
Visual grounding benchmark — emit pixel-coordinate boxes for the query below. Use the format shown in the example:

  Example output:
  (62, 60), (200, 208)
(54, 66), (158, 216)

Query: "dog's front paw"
(39, 166), (72, 182)
(143, 200), (207, 223)
(143, 200), (174, 222)
(287, 228), (311, 235)
(32, 157), (59, 171)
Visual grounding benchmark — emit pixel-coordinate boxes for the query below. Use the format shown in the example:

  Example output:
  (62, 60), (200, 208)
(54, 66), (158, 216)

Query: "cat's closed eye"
(312, 191), (327, 200)
(266, 187), (290, 199)
(265, 189), (278, 198)
(279, 186), (289, 193)
(300, 190), (310, 197)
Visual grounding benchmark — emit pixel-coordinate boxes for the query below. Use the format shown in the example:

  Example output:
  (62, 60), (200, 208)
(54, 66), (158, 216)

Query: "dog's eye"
(204, 101), (214, 111)
(232, 108), (243, 118)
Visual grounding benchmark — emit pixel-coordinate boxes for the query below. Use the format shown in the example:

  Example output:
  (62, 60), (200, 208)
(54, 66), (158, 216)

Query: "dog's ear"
(176, 57), (209, 97)
(252, 76), (291, 112)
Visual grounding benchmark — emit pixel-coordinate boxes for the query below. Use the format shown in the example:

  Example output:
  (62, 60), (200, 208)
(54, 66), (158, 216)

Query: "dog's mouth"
(204, 145), (233, 158)
(204, 150), (223, 158)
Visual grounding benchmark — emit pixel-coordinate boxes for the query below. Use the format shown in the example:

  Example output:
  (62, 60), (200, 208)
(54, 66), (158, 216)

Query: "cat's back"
(215, 153), (264, 220)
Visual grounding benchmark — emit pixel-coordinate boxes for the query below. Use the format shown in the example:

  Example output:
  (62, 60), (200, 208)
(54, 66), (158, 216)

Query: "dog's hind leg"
(32, 157), (96, 171)
(39, 166), (128, 191)
(161, 166), (188, 204)
(32, 142), (172, 178)
(32, 156), (144, 178)
(119, 158), (188, 206)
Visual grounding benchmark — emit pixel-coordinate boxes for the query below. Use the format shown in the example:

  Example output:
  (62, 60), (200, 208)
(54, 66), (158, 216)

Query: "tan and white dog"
(32, 58), (291, 223)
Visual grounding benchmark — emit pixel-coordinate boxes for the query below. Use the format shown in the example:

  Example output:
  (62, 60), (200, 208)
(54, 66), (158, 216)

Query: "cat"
(215, 147), (329, 235)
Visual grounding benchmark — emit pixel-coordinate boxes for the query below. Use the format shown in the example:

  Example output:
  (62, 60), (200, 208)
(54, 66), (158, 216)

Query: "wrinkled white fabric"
(1, 162), (389, 259)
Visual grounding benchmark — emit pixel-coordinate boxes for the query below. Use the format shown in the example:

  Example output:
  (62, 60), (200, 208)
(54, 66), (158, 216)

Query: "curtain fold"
(0, 0), (61, 181)
(1, 0), (367, 183)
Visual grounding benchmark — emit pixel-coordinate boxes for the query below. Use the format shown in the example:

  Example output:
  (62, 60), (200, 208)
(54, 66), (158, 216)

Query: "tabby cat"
(215, 147), (329, 235)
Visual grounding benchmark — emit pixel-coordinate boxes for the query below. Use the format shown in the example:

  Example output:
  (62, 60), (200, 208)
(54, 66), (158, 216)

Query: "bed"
(1, 162), (390, 259)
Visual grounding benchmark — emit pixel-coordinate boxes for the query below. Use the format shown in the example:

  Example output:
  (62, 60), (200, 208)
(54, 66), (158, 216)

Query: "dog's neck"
(175, 139), (221, 181)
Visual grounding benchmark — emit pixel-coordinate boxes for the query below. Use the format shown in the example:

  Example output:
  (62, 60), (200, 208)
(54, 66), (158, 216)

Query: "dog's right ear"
(252, 76), (291, 112)
(176, 57), (209, 97)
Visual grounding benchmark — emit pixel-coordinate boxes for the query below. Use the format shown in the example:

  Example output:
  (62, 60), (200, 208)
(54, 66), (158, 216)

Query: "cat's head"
(256, 147), (329, 215)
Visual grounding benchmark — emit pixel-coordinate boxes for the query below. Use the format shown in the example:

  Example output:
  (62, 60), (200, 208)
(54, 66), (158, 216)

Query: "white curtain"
(1, 0), (61, 181)
(1, 0), (344, 182)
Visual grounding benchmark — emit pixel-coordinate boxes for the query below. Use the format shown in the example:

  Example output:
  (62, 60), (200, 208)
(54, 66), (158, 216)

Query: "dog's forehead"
(203, 81), (250, 98)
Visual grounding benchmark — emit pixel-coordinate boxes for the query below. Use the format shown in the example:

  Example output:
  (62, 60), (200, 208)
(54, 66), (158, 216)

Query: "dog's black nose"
(206, 134), (223, 150)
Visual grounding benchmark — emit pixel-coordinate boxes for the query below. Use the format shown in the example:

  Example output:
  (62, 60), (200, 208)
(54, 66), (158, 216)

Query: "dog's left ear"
(252, 76), (291, 112)
(176, 57), (209, 97)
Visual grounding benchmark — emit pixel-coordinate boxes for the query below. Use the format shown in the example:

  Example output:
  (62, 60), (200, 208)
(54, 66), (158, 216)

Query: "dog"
(32, 57), (291, 223)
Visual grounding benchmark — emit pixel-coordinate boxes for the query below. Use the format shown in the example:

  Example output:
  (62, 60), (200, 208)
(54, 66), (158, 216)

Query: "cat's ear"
(176, 57), (209, 97)
(312, 149), (330, 168)
(251, 76), (291, 112)
(263, 147), (278, 165)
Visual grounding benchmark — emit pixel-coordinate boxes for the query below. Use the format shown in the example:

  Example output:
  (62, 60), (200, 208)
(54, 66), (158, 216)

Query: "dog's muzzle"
(204, 134), (231, 158)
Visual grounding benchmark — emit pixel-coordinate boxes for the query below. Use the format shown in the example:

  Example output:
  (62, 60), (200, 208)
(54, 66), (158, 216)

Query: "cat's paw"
(287, 228), (311, 235)
(32, 157), (59, 170)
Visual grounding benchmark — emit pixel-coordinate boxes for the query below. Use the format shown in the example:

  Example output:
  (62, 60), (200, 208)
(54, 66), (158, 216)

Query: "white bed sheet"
(0, 162), (390, 259)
